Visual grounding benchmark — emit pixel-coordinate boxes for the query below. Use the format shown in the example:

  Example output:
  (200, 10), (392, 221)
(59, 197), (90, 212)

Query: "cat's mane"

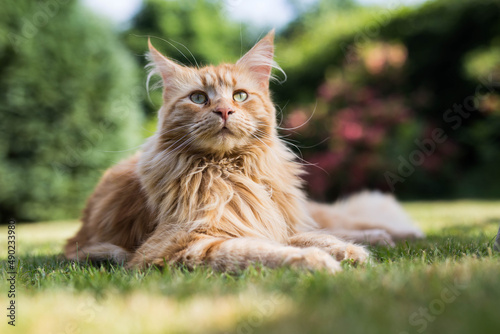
(137, 105), (315, 248)
(130, 31), (316, 252)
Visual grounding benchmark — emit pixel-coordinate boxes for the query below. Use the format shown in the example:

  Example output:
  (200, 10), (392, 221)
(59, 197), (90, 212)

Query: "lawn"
(1, 201), (499, 334)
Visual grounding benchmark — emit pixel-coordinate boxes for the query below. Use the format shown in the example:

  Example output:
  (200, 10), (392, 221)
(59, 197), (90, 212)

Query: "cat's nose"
(213, 107), (234, 122)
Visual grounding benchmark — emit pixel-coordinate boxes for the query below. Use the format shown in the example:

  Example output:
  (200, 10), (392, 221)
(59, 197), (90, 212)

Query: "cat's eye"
(190, 92), (208, 104)
(233, 91), (248, 102)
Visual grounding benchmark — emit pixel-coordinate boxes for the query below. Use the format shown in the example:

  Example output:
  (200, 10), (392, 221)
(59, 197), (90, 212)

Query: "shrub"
(0, 0), (143, 221)
(276, 0), (500, 200)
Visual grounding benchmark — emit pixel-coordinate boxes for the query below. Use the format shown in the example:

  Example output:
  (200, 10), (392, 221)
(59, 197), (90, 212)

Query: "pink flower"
(341, 121), (363, 141)
(284, 109), (309, 131)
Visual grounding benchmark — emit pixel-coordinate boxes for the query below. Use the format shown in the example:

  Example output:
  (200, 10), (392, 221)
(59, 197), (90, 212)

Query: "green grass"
(1, 201), (500, 334)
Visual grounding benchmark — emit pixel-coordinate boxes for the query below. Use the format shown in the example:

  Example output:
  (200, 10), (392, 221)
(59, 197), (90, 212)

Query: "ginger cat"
(65, 31), (423, 273)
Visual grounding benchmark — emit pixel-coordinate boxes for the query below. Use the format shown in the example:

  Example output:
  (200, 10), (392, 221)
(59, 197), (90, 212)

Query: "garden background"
(2, 0), (499, 222)
(1, 1), (500, 334)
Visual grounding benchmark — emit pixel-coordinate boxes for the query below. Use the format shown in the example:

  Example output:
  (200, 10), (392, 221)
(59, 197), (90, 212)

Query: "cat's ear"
(237, 30), (278, 89)
(147, 38), (184, 89)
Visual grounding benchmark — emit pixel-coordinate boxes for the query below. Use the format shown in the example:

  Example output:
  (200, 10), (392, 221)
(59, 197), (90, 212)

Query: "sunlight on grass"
(0, 201), (499, 334)
(0, 220), (80, 258)
(405, 201), (500, 236)
(0, 290), (294, 334)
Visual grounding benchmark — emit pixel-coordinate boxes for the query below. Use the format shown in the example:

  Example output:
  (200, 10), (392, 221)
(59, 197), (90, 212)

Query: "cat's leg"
(127, 232), (342, 274)
(332, 229), (396, 246)
(65, 242), (131, 263)
(307, 191), (424, 245)
(289, 231), (370, 264)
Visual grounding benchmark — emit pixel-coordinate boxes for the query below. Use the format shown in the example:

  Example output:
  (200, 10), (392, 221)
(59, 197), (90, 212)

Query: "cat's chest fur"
(138, 148), (309, 242)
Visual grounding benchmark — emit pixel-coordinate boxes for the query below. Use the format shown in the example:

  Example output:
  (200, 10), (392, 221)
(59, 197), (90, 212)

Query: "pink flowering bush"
(282, 42), (459, 200)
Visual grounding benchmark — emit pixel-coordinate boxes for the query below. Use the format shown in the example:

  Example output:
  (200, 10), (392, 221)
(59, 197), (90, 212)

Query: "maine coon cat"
(65, 31), (423, 273)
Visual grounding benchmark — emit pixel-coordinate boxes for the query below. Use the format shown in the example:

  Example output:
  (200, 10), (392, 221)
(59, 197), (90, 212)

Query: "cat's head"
(148, 31), (283, 154)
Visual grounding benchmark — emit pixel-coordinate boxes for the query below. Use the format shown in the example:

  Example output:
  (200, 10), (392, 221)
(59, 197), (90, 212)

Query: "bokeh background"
(1, 0), (499, 222)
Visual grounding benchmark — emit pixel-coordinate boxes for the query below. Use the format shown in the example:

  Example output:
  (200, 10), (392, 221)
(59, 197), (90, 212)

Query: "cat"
(65, 30), (423, 273)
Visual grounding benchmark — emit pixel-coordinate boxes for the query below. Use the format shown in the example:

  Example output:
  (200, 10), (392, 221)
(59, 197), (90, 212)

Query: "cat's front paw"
(284, 247), (342, 274)
(323, 243), (370, 264)
(343, 244), (370, 264)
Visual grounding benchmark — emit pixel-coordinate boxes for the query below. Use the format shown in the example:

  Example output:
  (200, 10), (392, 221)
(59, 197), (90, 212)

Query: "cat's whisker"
(254, 129), (305, 159)
(275, 101), (289, 127)
(166, 137), (197, 157)
(150, 36), (196, 68)
(251, 131), (328, 174)
(252, 128), (292, 142)
(162, 129), (198, 154)
(99, 143), (146, 153)
(251, 133), (274, 152)
(254, 128), (320, 150)
(295, 137), (331, 149)
(164, 126), (201, 154)
(155, 124), (194, 137)
(168, 39), (200, 69)
(180, 138), (197, 154)
(253, 115), (326, 149)
(276, 100), (318, 132)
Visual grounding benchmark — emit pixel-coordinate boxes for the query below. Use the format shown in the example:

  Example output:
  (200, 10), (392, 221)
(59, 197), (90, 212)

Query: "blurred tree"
(379, 0), (500, 198)
(0, 0), (143, 221)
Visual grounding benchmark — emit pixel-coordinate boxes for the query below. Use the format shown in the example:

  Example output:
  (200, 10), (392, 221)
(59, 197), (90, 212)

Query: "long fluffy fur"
(65, 31), (423, 272)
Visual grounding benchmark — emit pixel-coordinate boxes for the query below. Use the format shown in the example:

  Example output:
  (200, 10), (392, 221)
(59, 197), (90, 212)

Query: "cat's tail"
(307, 191), (424, 246)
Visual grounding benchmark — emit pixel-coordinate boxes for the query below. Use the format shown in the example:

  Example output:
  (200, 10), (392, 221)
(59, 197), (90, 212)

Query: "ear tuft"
(237, 30), (285, 89)
(146, 38), (183, 91)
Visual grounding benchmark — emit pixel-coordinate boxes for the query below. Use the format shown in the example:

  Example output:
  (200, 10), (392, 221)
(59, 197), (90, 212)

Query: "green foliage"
(126, 0), (246, 65)
(0, 0), (143, 221)
(2, 0), (498, 223)
(275, 0), (500, 200)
